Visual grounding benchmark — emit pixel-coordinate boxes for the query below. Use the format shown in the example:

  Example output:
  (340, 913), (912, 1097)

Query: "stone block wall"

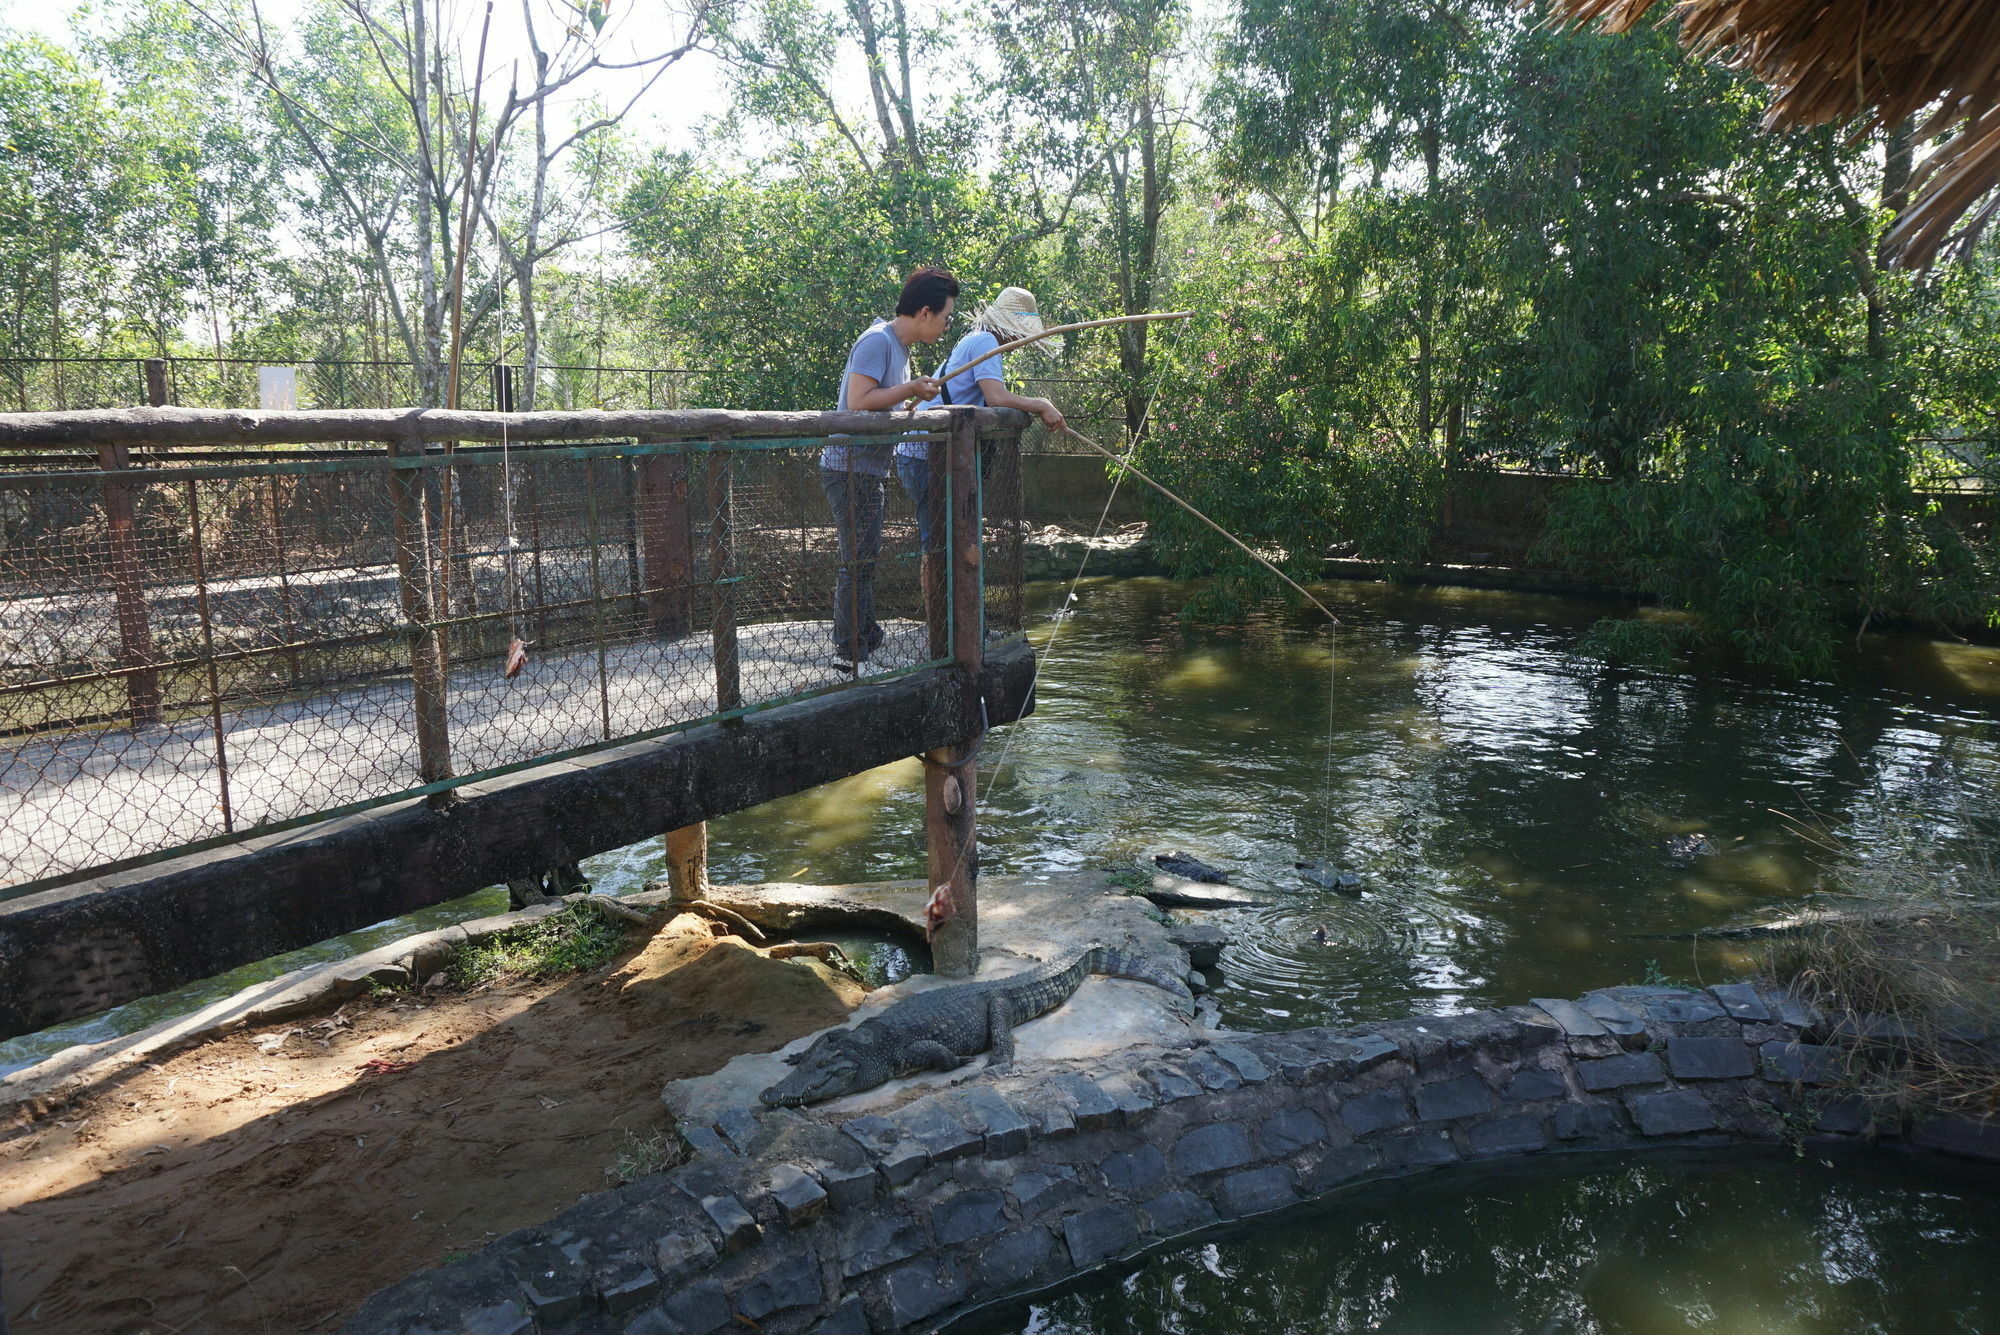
(339, 982), (2000, 1335)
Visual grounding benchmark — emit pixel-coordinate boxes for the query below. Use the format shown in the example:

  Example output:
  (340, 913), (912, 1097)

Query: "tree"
(987, 0), (1189, 436)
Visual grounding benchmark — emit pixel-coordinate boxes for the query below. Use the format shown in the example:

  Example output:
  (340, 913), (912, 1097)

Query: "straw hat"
(975, 287), (1047, 343)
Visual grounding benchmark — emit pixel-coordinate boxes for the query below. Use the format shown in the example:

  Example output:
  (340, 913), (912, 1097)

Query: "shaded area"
(961, 1153), (2000, 1334)
(0, 915), (862, 1335)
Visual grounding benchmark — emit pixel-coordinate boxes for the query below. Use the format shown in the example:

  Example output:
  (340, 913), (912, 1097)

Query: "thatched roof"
(1542, 1), (2000, 266)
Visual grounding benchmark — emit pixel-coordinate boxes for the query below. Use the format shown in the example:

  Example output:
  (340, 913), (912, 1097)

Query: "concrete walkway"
(0, 619), (933, 887)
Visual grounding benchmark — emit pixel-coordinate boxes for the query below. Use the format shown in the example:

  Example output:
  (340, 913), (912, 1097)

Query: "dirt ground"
(0, 915), (865, 1335)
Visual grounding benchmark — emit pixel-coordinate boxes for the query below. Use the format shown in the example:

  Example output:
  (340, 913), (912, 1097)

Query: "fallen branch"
(679, 899), (768, 942)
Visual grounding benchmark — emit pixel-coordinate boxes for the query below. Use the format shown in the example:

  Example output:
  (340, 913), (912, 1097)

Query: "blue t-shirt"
(896, 330), (1007, 460)
(823, 319), (908, 476)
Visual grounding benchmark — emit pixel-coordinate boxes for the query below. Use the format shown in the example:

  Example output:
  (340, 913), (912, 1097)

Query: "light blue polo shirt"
(823, 319), (908, 476)
(896, 330), (1007, 460)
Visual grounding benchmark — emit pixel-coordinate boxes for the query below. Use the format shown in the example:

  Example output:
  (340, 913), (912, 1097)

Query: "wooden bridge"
(0, 405), (1037, 1040)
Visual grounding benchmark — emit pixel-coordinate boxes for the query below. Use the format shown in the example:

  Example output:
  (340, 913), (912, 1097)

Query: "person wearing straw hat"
(822, 267), (954, 668)
(895, 286), (1066, 559)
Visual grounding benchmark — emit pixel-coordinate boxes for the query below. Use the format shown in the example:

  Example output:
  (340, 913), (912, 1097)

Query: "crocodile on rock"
(758, 946), (1194, 1106)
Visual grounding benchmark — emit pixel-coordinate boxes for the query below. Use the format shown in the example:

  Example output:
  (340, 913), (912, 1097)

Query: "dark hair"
(895, 267), (959, 317)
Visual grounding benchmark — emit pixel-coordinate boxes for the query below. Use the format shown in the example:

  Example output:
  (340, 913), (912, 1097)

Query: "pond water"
(953, 1153), (2000, 1334)
(7, 574), (1999, 1330)
(699, 576), (2000, 1033)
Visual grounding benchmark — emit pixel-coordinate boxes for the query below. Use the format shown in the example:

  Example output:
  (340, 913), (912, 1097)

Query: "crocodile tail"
(1085, 946), (1195, 1008)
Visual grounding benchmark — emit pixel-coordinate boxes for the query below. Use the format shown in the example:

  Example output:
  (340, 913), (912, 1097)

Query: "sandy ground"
(0, 915), (865, 1335)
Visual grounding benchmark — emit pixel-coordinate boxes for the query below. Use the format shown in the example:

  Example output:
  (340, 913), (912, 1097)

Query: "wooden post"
(925, 409), (983, 978)
(663, 822), (710, 902)
(388, 434), (454, 795)
(99, 439), (161, 726)
(708, 445), (741, 713)
(637, 444), (695, 637)
(923, 433), (948, 661)
(98, 359), (167, 726)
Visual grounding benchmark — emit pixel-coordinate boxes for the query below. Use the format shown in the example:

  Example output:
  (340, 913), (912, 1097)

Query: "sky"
(0, 0), (743, 155)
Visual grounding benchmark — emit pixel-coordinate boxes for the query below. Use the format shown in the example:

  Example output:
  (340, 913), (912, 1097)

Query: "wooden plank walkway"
(0, 619), (935, 888)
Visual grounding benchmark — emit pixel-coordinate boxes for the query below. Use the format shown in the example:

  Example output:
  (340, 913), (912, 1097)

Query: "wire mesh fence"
(0, 418), (1026, 893)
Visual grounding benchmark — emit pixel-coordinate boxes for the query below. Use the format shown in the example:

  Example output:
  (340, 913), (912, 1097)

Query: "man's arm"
(847, 371), (942, 412)
(977, 379), (1065, 429)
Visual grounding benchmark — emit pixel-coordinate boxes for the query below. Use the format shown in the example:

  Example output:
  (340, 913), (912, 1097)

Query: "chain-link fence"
(0, 415), (1026, 893)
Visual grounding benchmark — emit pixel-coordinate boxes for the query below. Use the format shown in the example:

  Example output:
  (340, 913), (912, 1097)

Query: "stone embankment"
(340, 980), (2000, 1335)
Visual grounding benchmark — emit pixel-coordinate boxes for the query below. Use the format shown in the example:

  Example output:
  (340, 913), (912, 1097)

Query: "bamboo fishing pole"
(899, 310), (1195, 403)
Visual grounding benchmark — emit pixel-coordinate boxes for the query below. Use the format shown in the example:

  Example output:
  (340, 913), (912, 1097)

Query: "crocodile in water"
(759, 946), (1193, 1106)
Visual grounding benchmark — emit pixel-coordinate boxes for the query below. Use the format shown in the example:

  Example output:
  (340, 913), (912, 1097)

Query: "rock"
(1173, 1123), (1257, 1176)
(885, 1257), (970, 1327)
(1665, 1036), (1755, 1080)
(1217, 1165), (1298, 1215)
(1165, 921), (1229, 967)
(1577, 1052), (1667, 1092)
(1141, 879), (1275, 909)
(1063, 1204), (1139, 1267)
(932, 1189), (1008, 1245)
(1102, 1145), (1167, 1193)
(1339, 1087), (1411, 1136)
(1628, 1089), (1717, 1137)
(978, 1227), (1056, 1290)
(1468, 1114), (1548, 1156)
(1414, 1075), (1495, 1122)
(1296, 861), (1363, 893)
(1661, 833), (1718, 866)
(1154, 851), (1230, 883)
(1141, 1190), (1218, 1235)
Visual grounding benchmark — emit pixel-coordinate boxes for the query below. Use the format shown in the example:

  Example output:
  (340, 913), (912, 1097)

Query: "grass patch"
(446, 902), (629, 989)
(607, 1125), (688, 1184)
(1764, 813), (2000, 1120)
(1105, 867), (1151, 894)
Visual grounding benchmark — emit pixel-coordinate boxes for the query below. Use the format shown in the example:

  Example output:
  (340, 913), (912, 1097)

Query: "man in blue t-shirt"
(894, 286), (1066, 557)
(821, 267), (955, 666)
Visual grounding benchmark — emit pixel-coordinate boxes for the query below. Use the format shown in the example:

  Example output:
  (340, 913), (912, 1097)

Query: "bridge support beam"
(926, 409), (985, 978)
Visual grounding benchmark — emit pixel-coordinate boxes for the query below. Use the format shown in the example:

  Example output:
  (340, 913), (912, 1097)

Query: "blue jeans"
(819, 468), (887, 660)
(895, 455), (942, 554)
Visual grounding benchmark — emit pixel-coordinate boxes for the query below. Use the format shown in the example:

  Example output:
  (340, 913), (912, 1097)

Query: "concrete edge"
(0, 895), (612, 1118)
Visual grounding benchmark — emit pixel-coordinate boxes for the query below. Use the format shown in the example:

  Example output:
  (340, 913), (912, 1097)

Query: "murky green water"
(953, 1154), (2000, 1334)
(702, 577), (2000, 1032)
(7, 575), (1998, 1330)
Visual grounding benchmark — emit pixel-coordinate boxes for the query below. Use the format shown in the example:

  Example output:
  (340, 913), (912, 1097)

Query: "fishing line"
(977, 320), (1347, 882)
(976, 317), (1190, 801)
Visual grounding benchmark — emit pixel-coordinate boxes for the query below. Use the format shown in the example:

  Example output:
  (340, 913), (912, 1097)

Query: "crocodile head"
(760, 1027), (881, 1106)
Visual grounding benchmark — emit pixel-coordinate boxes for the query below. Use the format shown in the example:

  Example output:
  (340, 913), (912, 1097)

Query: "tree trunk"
(663, 823), (710, 901)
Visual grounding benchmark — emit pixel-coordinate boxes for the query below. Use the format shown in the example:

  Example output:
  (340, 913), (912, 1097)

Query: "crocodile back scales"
(858, 945), (1191, 1060)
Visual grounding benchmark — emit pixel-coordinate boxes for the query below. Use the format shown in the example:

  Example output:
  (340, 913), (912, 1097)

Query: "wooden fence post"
(708, 443), (741, 713)
(388, 434), (454, 796)
(925, 409), (983, 977)
(923, 433), (949, 661)
(98, 360), (167, 725)
(637, 441), (695, 638)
